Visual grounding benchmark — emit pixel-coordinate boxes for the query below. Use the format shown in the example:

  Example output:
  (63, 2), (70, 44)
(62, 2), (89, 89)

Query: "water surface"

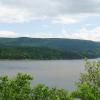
(0, 59), (97, 90)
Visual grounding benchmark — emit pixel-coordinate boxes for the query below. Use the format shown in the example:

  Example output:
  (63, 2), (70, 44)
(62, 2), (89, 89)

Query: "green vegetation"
(0, 73), (72, 100)
(72, 60), (100, 100)
(0, 46), (82, 59)
(0, 60), (100, 100)
(0, 37), (100, 59)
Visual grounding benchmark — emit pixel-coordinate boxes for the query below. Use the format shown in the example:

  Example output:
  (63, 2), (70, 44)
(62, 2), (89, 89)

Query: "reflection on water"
(0, 59), (99, 90)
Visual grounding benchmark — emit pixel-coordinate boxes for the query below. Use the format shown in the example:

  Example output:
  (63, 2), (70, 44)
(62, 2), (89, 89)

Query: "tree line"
(0, 46), (98, 59)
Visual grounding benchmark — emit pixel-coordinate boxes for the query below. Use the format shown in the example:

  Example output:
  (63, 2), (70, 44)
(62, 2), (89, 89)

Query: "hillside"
(0, 37), (100, 59)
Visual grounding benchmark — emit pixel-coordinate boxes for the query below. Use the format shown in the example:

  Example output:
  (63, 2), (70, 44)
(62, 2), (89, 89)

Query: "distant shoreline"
(0, 57), (99, 61)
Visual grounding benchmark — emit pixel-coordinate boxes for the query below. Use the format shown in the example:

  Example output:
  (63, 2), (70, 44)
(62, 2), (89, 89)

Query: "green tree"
(0, 73), (73, 100)
(0, 73), (33, 100)
(33, 84), (73, 100)
(72, 60), (100, 100)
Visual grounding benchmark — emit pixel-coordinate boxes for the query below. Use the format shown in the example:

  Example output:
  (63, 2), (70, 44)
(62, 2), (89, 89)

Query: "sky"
(0, 0), (100, 41)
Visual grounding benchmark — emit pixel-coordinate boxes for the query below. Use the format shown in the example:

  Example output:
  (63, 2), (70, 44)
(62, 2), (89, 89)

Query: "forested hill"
(0, 37), (100, 59)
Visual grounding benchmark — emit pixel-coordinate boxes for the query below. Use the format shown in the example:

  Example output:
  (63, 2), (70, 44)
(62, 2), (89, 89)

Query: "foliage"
(72, 60), (100, 100)
(33, 84), (73, 100)
(0, 73), (72, 100)
(0, 73), (33, 100)
(0, 46), (82, 59)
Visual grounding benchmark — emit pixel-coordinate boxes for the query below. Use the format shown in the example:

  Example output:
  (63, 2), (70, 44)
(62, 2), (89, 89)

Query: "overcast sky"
(0, 0), (100, 41)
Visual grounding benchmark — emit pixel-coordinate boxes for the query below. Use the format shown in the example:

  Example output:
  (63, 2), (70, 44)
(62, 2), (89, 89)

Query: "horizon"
(0, 36), (98, 42)
(0, 0), (100, 41)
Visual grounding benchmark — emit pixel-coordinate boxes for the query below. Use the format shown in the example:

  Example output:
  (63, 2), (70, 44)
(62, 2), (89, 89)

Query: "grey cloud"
(0, 0), (100, 17)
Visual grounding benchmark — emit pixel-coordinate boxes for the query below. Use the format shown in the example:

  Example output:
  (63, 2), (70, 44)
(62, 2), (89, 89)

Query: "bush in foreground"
(72, 60), (100, 100)
(0, 73), (72, 100)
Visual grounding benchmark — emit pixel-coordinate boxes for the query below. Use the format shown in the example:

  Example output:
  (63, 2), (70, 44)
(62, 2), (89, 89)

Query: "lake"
(0, 59), (99, 90)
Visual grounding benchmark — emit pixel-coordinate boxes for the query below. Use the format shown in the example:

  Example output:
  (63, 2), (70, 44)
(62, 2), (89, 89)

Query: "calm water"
(0, 59), (99, 90)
